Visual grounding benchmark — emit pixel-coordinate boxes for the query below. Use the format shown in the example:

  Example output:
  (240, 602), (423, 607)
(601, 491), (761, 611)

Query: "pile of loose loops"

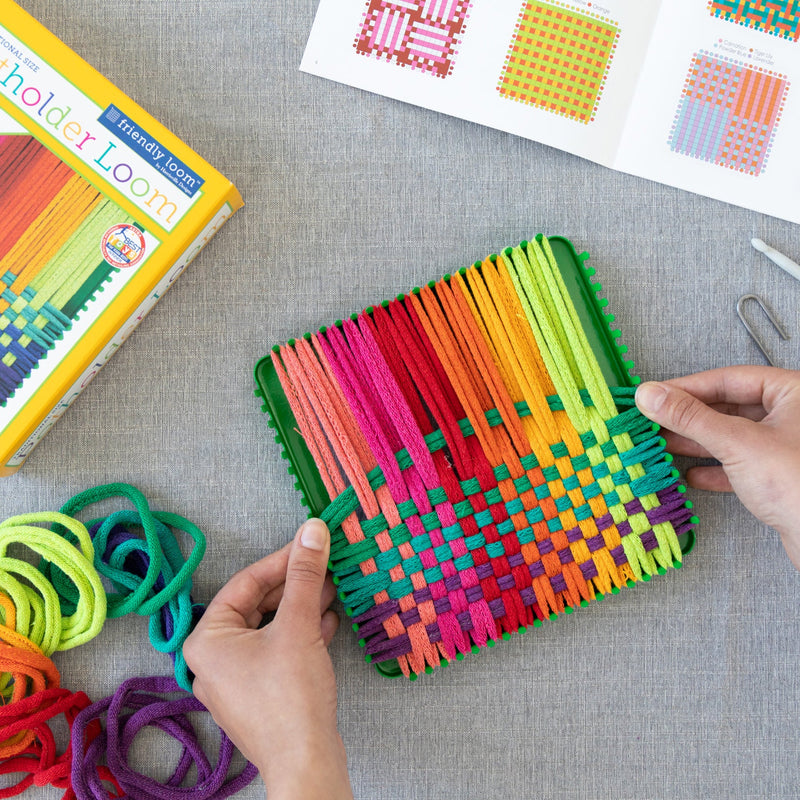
(0, 484), (257, 800)
(71, 676), (258, 800)
(0, 677), (113, 799)
(0, 512), (106, 656)
(49, 483), (206, 690)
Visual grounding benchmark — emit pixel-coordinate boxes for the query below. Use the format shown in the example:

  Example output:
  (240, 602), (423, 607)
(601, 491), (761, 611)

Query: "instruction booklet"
(302, 0), (800, 224)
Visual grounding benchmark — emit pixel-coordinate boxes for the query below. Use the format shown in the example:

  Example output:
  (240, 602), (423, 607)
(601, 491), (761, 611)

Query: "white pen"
(751, 238), (800, 283)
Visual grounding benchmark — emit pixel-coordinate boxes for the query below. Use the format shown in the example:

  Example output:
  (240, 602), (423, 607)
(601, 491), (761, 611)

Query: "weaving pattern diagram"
(266, 236), (694, 679)
(497, 1), (620, 123)
(354, 0), (472, 78)
(709, 0), (800, 41)
(0, 135), (137, 405)
(669, 52), (789, 176)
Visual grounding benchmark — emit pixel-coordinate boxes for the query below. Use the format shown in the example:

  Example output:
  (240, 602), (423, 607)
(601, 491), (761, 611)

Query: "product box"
(0, 0), (242, 474)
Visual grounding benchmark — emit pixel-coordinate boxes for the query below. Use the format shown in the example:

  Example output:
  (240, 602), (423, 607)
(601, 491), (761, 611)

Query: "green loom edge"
(253, 234), (697, 679)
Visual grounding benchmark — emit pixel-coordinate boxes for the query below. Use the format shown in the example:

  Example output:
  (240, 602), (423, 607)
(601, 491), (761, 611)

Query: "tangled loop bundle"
(43, 483), (206, 689)
(0, 629), (60, 757)
(70, 676), (258, 800)
(89, 519), (205, 689)
(0, 513), (106, 655)
(0, 686), (114, 799)
(0, 485), (256, 799)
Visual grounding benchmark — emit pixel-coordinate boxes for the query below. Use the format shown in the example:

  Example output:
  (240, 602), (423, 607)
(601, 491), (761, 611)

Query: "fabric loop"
(89, 520), (204, 690)
(0, 514), (106, 654)
(0, 686), (112, 799)
(70, 675), (258, 800)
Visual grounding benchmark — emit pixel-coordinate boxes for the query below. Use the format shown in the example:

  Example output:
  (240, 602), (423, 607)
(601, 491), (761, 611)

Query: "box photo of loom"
(0, 0), (242, 474)
(255, 235), (696, 679)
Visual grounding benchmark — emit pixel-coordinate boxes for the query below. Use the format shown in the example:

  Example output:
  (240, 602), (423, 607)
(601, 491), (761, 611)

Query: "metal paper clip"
(736, 294), (790, 367)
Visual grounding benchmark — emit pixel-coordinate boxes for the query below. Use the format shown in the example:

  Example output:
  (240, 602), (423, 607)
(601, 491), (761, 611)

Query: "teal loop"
(42, 483), (207, 691)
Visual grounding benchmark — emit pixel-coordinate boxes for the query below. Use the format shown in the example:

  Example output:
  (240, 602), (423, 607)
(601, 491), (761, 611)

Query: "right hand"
(635, 366), (800, 572)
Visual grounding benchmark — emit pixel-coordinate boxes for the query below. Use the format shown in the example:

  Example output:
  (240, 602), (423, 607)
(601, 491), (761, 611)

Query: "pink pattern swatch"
(354, 0), (471, 78)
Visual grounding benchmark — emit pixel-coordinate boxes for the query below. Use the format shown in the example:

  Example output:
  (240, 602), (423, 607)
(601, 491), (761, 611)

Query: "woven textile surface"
(354, 0), (471, 78)
(0, 136), (133, 404)
(497, 1), (619, 123)
(268, 237), (693, 678)
(669, 51), (789, 176)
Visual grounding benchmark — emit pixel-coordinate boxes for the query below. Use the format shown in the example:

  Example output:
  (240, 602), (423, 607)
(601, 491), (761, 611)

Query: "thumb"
(274, 518), (331, 635)
(635, 381), (748, 461)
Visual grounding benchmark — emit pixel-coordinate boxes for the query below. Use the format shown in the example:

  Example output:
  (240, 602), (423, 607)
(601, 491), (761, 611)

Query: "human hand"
(183, 519), (354, 800)
(634, 366), (800, 571)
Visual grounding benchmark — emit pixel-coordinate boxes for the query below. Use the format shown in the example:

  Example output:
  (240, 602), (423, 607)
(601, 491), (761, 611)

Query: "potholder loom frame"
(254, 235), (696, 679)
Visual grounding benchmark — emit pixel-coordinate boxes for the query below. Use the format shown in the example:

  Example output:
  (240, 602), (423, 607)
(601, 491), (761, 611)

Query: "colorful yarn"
(0, 628), (59, 757)
(270, 235), (695, 677)
(0, 485), (257, 799)
(0, 512), (106, 656)
(87, 520), (205, 690)
(0, 687), (114, 799)
(70, 675), (258, 800)
(41, 483), (206, 690)
(0, 135), (136, 404)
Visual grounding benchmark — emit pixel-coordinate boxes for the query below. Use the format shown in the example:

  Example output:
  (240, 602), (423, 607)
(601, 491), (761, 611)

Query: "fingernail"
(300, 518), (328, 551)
(635, 382), (668, 414)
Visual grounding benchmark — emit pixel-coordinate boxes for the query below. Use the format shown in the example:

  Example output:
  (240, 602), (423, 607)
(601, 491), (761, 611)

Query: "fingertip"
(299, 518), (330, 552)
(277, 520), (333, 627)
(635, 381), (668, 418)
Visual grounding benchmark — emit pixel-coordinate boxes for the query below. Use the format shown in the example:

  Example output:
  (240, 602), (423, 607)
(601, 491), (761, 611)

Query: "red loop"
(0, 636), (61, 757)
(0, 687), (116, 798)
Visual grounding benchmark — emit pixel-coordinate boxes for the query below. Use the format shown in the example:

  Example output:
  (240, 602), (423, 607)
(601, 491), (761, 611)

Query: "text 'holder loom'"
(254, 235), (696, 680)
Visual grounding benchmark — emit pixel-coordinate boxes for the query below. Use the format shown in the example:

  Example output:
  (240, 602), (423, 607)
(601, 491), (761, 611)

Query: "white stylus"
(751, 238), (800, 283)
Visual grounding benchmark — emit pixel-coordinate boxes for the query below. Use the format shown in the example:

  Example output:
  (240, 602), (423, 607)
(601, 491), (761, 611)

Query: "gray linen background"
(3, 1), (800, 798)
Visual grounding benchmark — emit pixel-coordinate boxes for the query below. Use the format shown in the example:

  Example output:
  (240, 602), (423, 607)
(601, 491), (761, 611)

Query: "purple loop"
(71, 675), (258, 800)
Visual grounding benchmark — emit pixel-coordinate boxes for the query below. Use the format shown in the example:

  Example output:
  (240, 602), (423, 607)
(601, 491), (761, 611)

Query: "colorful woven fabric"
(267, 236), (694, 679)
(0, 135), (136, 405)
(497, 1), (619, 123)
(709, 0), (800, 41)
(669, 51), (789, 177)
(354, 0), (471, 78)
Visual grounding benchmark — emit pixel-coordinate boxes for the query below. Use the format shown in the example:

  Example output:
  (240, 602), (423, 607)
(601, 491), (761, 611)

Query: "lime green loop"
(1, 511), (97, 563)
(26, 589), (47, 651)
(0, 563), (63, 656)
(0, 515), (106, 653)
(0, 568), (60, 655)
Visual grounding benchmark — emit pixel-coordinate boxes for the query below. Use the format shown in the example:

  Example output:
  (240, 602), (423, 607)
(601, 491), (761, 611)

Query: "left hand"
(183, 519), (353, 800)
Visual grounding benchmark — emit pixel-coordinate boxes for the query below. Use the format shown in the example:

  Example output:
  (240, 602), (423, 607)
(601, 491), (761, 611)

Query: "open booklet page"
(301, 1), (799, 223)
